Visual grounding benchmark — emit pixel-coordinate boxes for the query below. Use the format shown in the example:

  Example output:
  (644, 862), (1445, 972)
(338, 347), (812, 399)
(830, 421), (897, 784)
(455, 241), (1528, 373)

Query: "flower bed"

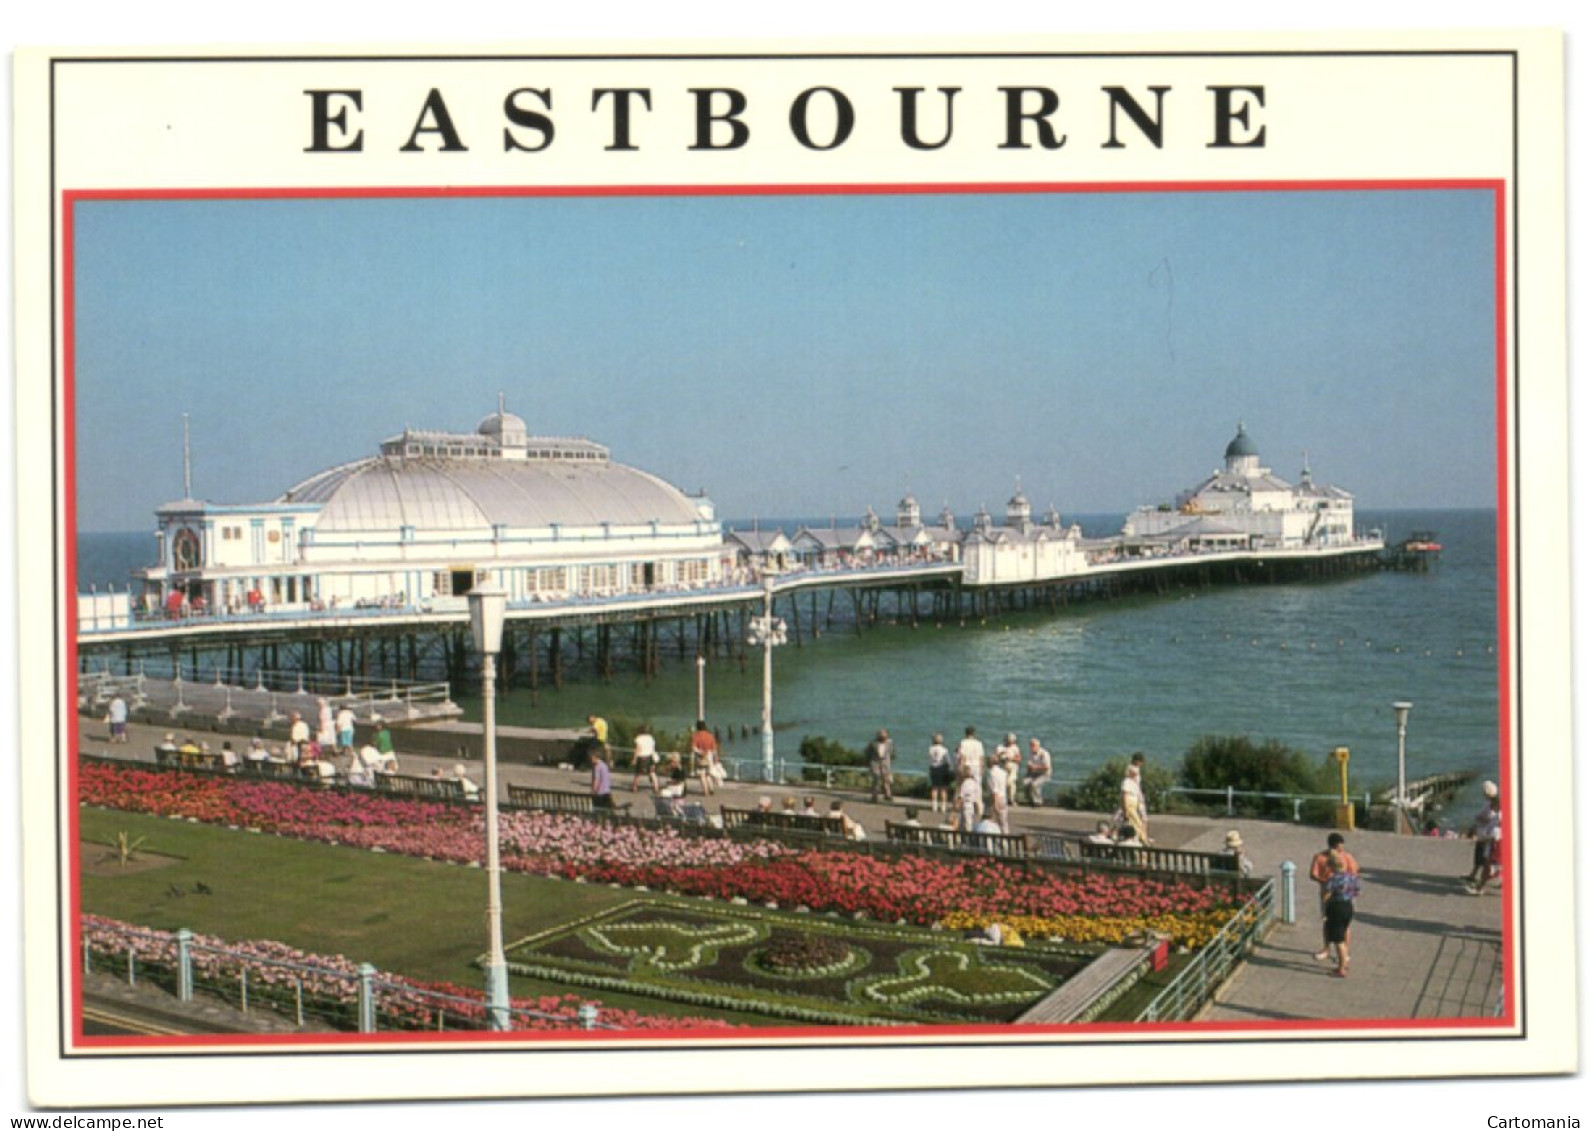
(80, 761), (1247, 951)
(505, 899), (1092, 1026)
(81, 914), (735, 1032)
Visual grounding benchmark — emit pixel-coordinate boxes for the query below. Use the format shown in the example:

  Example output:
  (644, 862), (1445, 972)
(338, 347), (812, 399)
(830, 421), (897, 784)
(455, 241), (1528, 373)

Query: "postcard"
(11, 30), (1574, 1107)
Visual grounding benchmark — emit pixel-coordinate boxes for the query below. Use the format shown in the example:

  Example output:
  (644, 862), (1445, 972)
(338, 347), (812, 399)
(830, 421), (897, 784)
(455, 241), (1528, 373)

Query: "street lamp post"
(747, 573), (787, 783)
(695, 652), (706, 723)
(1392, 700), (1413, 835)
(468, 584), (510, 1030)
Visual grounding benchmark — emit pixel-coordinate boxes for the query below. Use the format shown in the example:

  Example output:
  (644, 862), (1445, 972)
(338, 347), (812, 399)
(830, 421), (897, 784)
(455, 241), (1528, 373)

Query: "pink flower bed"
(81, 914), (734, 1032)
(80, 761), (1242, 937)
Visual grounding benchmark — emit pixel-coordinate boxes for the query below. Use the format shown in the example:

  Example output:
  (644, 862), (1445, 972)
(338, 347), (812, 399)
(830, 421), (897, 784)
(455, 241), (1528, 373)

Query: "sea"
(76, 508), (1501, 806)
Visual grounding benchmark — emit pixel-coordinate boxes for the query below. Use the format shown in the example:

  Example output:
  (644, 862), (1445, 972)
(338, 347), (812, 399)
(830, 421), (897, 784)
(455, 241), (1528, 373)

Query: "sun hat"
(1225, 830), (1244, 848)
(1482, 781), (1498, 798)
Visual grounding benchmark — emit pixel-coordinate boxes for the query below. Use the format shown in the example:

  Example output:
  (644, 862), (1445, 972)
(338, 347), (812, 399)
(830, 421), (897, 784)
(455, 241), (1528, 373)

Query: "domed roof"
(477, 410), (527, 434)
(1225, 423), (1260, 459)
(280, 455), (704, 532)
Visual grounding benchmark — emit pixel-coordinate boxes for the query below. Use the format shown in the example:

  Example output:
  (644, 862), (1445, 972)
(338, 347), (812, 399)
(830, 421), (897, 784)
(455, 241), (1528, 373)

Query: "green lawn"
(78, 808), (792, 1026)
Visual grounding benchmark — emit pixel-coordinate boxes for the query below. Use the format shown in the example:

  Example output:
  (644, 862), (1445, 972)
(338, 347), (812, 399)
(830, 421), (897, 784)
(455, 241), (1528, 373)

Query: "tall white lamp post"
(695, 652), (706, 723)
(1392, 700), (1413, 835)
(747, 574), (787, 783)
(468, 584), (510, 1029)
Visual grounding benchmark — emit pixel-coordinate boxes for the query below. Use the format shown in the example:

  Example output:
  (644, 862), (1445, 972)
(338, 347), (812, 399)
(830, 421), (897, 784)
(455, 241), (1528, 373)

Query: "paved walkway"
(78, 715), (1506, 1023)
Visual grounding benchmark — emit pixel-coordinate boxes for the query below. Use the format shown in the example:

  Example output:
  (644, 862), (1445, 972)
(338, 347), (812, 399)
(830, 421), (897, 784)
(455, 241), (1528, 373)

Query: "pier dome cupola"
(475, 393), (529, 458)
(1006, 487), (1032, 533)
(897, 494), (921, 528)
(1224, 422), (1262, 477)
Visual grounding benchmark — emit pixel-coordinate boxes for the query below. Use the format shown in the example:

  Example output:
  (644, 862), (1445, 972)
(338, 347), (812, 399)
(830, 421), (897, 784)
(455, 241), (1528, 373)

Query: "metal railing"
(1134, 875), (1279, 1023)
(1158, 786), (1374, 824)
(82, 919), (614, 1033)
(80, 659), (455, 725)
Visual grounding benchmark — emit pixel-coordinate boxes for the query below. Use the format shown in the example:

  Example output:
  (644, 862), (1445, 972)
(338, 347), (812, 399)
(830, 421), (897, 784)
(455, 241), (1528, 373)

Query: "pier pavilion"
(135, 400), (728, 620)
(1122, 424), (1359, 552)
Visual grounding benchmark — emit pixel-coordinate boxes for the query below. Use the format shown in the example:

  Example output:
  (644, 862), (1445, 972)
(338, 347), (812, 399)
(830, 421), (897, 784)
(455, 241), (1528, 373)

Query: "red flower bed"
(576, 852), (1237, 927)
(80, 761), (1244, 938)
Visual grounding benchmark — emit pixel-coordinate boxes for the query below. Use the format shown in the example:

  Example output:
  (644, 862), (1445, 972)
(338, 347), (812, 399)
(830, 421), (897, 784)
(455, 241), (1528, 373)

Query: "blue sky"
(71, 188), (1499, 531)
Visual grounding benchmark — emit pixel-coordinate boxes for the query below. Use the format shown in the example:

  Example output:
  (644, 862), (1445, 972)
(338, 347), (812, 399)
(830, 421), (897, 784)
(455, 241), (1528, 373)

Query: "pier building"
(1122, 424), (1358, 552)
(136, 401), (727, 619)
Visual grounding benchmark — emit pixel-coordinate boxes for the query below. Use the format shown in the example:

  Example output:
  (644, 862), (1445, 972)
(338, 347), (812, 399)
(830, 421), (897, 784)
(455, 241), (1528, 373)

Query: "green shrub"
(1060, 755), (1178, 814)
(798, 735), (865, 768)
(1179, 735), (1339, 818)
(1180, 735), (1333, 795)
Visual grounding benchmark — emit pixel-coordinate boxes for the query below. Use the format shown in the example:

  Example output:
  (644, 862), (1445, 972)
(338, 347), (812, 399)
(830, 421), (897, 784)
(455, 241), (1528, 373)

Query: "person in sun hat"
(1463, 781), (1502, 894)
(1224, 829), (1253, 877)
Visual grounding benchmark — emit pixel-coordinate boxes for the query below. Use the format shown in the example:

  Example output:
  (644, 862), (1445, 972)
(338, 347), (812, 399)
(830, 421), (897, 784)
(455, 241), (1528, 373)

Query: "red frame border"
(59, 178), (1516, 1053)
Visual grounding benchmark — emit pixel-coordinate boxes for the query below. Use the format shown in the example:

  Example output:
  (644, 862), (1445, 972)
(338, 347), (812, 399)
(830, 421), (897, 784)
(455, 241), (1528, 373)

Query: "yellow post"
(1332, 746), (1355, 830)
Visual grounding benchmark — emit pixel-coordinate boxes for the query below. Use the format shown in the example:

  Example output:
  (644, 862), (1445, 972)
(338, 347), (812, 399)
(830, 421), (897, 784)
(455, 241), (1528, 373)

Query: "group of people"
(610, 717), (726, 802)
(916, 726), (1057, 835)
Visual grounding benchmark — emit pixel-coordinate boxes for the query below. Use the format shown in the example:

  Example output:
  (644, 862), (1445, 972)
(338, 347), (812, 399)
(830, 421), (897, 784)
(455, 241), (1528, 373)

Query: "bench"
(1077, 840), (1239, 877)
(241, 758), (301, 780)
(647, 795), (713, 826)
(375, 773), (467, 802)
(884, 822), (1030, 860)
(505, 784), (630, 816)
(721, 807), (849, 841)
(153, 745), (230, 773)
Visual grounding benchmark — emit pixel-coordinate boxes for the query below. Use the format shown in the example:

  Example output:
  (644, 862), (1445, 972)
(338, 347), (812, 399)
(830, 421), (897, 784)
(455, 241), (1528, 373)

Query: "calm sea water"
(76, 509), (1500, 797)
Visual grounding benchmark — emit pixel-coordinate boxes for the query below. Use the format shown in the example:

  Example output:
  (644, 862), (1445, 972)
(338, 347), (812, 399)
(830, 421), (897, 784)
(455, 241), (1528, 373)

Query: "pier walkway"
(72, 714), (1504, 1025)
(76, 539), (1382, 648)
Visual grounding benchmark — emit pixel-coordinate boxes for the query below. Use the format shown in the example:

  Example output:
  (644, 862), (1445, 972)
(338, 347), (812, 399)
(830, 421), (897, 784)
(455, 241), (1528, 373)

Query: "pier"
(76, 539), (1383, 693)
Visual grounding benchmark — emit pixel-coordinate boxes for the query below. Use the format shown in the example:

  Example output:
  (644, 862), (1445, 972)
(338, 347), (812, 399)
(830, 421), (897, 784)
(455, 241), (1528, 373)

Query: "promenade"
(75, 715), (1506, 1025)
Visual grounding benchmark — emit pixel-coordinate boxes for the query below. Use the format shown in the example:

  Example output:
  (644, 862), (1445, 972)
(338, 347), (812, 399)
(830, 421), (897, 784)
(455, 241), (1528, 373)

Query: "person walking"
(994, 733), (1022, 806)
(630, 725), (660, 793)
(865, 728), (895, 803)
(1320, 848), (1362, 977)
(926, 733), (952, 814)
(590, 747), (614, 811)
(690, 720), (721, 796)
(1463, 781), (1503, 894)
(1120, 760), (1152, 844)
(954, 726), (985, 792)
(986, 758), (1011, 834)
(1310, 832), (1360, 961)
(106, 693), (129, 743)
(1021, 737), (1052, 807)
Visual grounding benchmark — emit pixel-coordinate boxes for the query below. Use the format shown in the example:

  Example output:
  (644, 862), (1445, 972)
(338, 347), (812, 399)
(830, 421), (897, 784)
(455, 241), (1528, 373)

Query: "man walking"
(866, 728), (894, 803)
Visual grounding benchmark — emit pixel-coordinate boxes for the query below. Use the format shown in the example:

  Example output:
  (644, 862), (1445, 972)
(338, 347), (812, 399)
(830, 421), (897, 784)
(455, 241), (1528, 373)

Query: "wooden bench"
(884, 822), (1030, 860)
(505, 784), (630, 816)
(241, 758), (301, 780)
(153, 745), (230, 772)
(1077, 840), (1239, 877)
(1014, 947), (1153, 1024)
(721, 807), (849, 841)
(375, 773), (467, 802)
